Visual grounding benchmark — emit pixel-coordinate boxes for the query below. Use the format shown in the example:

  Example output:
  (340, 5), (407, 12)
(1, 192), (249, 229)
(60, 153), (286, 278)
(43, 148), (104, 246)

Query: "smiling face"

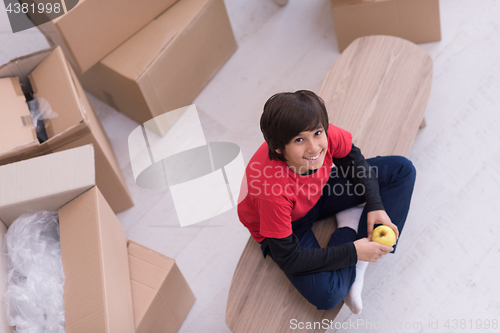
(276, 126), (328, 174)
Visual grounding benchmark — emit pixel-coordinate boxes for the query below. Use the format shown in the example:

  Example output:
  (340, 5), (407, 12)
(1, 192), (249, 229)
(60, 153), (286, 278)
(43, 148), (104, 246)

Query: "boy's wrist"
(365, 201), (385, 213)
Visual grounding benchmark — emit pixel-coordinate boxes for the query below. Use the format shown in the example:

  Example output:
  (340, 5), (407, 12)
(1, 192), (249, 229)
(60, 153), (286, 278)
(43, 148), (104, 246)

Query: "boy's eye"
(295, 138), (303, 143)
(314, 130), (322, 136)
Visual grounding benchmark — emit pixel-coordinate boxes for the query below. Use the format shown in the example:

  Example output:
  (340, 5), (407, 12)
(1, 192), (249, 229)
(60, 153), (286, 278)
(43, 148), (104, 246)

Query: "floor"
(1, 0), (500, 332)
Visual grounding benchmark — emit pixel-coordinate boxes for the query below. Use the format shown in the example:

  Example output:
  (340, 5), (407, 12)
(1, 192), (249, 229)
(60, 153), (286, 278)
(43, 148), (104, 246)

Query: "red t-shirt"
(237, 124), (352, 243)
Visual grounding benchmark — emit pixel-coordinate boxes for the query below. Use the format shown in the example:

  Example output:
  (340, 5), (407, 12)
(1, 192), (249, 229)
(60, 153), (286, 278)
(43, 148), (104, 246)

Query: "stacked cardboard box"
(0, 47), (133, 214)
(37, 0), (237, 134)
(38, 0), (180, 73)
(0, 146), (195, 332)
(330, 0), (441, 52)
(1, 0), (226, 329)
(75, 0), (237, 133)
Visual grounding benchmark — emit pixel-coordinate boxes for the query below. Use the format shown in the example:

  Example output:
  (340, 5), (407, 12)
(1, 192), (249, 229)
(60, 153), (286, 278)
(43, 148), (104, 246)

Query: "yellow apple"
(371, 225), (396, 246)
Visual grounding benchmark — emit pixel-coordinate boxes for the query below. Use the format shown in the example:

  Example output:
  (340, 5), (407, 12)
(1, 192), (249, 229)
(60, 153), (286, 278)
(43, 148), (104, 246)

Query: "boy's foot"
(344, 260), (368, 314)
(336, 204), (365, 233)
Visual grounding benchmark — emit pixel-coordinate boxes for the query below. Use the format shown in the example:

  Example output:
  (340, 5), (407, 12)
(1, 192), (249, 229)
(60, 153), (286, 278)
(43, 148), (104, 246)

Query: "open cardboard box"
(37, 0), (180, 73)
(0, 47), (133, 214)
(330, 0), (441, 52)
(0, 144), (135, 333)
(78, 0), (237, 135)
(128, 240), (195, 333)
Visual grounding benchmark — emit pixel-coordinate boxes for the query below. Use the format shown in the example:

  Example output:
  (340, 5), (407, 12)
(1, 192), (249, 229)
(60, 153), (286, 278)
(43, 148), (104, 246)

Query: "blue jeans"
(260, 155), (416, 310)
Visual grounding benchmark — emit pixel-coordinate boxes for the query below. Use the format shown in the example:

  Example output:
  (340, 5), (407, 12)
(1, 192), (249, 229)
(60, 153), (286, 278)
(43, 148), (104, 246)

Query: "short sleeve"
(256, 198), (294, 239)
(328, 124), (353, 159)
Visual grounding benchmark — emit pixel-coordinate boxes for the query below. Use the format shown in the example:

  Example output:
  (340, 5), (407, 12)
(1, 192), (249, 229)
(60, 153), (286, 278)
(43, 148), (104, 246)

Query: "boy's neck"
(297, 168), (318, 176)
(285, 161), (320, 175)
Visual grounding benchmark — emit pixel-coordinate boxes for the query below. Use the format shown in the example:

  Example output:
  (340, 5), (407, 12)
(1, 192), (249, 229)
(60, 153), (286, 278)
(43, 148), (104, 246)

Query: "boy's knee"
(314, 286), (348, 310)
(401, 157), (416, 180)
(303, 281), (349, 310)
(388, 156), (416, 183)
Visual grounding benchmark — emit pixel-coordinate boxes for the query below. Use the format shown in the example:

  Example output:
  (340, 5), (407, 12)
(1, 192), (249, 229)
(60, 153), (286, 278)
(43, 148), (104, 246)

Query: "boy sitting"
(237, 90), (416, 313)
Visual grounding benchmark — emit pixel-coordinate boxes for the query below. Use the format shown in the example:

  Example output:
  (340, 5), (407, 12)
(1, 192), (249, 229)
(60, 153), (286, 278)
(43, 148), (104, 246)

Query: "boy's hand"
(353, 238), (393, 262)
(367, 210), (399, 241)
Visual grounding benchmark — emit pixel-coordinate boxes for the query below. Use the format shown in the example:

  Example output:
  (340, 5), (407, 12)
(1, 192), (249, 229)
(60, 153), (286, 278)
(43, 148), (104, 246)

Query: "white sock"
(336, 204), (365, 233)
(344, 260), (369, 314)
(337, 204), (367, 314)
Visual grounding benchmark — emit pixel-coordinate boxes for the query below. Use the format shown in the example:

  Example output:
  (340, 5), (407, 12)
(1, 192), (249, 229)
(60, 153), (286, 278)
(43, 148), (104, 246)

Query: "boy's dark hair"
(260, 90), (329, 162)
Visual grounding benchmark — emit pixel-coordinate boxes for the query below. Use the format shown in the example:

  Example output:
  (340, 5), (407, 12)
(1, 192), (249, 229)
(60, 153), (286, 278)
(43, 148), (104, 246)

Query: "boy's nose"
(307, 141), (319, 153)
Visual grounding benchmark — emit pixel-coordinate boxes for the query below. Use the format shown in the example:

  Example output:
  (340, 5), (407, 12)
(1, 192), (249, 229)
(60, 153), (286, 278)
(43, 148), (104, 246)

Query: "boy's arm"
(267, 234), (357, 275)
(332, 144), (384, 212)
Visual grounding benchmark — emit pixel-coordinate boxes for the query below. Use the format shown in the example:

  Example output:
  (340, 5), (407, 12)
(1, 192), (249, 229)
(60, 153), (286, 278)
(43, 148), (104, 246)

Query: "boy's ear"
(275, 149), (282, 155)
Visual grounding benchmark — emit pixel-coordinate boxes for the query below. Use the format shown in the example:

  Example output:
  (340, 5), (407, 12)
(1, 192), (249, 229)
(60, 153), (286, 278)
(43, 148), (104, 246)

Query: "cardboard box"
(0, 47), (133, 214)
(0, 145), (135, 333)
(38, 0), (180, 73)
(128, 240), (195, 333)
(78, 0), (237, 134)
(330, 0), (441, 52)
(0, 77), (38, 159)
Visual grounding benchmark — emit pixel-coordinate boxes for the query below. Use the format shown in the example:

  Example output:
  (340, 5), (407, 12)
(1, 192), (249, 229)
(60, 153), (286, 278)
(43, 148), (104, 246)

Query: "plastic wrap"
(1, 211), (65, 333)
(26, 98), (58, 143)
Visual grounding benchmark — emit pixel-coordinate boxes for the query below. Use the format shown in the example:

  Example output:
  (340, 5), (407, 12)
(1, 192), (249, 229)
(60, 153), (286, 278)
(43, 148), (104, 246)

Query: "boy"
(237, 90), (416, 313)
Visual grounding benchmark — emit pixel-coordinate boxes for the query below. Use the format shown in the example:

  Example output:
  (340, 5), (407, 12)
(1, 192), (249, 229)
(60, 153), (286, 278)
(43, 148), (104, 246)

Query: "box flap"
(59, 186), (135, 333)
(0, 48), (53, 96)
(135, 287), (178, 333)
(127, 240), (195, 330)
(128, 240), (175, 272)
(160, 264), (196, 326)
(127, 240), (174, 326)
(129, 280), (158, 328)
(0, 144), (95, 226)
(129, 249), (171, 290)
(28, 47), (84, 140)
(0, 77), (38, 158)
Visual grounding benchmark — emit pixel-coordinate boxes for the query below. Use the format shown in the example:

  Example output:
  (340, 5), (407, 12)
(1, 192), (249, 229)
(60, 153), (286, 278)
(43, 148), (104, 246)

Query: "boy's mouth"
(303, 150), (323, 161)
